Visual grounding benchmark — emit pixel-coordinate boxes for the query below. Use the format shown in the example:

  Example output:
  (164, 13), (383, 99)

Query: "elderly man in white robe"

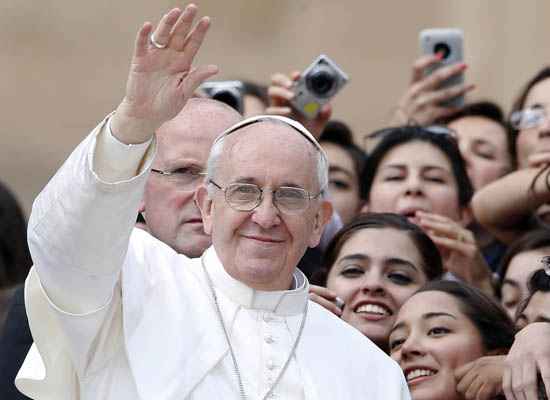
(16, 5), (410, 400)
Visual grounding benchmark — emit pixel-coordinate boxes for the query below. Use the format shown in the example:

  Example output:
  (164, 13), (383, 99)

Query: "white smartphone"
(419, 28), (464, 108)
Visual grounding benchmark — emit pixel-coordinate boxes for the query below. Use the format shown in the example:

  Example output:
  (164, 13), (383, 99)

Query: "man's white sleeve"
(28, 115), (155, 314)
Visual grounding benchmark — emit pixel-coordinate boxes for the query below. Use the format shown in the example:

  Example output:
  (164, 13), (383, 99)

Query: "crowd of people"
(1, 4), (550, 400)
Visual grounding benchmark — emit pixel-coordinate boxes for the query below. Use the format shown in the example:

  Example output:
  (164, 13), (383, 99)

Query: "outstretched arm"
(472, 166), (550, 244)
(29, 5), (218, 314)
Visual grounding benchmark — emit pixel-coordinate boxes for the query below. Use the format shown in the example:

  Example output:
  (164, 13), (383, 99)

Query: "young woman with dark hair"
(309, 213), (443, 351)
(360, 126), (493, 293)
(389, 280), (515, 400)
(516, 267), (550, 330)
(473, 66), (550, 244)
(495, 229), (550, 319)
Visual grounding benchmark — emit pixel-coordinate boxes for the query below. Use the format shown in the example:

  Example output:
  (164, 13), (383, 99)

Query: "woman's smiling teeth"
(406, 368), (436, 382)
(355, 303), (391, 316)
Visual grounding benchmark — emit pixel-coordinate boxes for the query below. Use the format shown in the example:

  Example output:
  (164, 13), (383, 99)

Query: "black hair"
(311, 212), (443, 285)
(438, 101), (515, 168)
(360, 125), (474, 207)
(0, 181), (32, 289)
(319, 120), (367, 193)
(241, 80), (269, 106)
(496, 229), (550, 297)
(416, 280), (515, 353)
(516, 268), (550, 317)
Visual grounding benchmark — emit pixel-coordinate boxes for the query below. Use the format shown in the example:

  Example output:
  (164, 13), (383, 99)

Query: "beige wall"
(2, 0), (549, 213)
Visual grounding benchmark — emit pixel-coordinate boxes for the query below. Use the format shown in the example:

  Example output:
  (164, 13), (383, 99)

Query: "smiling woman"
(389, 280), (515, 400)
(311, 212), (443, 351)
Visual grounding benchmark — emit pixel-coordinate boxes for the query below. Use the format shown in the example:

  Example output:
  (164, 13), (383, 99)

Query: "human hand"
(416, 211), (492, 291)
(309, 285), (343, 317)
(391, 54), (475, 126)
(503, 322), (550, 400)
(111, 5), (218, 144)
(456, 355), (506, 400)
(266, 71), (332, 139)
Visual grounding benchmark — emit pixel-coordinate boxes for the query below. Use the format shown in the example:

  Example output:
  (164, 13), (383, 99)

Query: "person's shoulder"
(124, 227), (198, 286)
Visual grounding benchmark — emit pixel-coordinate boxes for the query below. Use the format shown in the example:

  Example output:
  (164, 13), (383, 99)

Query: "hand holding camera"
(391, 28), (475, 126)
(267, 55), (348, 139)
(267, 70), (332, 139)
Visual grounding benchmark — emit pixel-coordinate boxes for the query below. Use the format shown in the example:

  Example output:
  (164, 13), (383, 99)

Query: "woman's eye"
(474, 150), (495, 160)
(424, 176), (445, 183)
(330, 179), (351, 190)
(503, 300), (518, 309)
(428, 326), (450, 336)
(387, 273), (413, 285)
(340, 266), (364, 277)
(389, 338), (405, 351)
(383, 175), (403, 182)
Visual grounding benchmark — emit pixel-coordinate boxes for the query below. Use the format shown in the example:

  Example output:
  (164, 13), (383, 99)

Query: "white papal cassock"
(15, 116), (410, 400)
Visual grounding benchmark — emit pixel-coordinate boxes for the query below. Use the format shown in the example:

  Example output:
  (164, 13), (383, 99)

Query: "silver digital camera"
(419, 28), (464, 108)
(290, 55), (349, 120)
(200, 80), (244, 114)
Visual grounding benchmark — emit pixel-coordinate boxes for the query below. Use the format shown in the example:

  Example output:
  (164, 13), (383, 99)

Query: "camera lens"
(306, 67), (336, 97)
(211, 89), (242, 113)
(433, 42), (451, 59)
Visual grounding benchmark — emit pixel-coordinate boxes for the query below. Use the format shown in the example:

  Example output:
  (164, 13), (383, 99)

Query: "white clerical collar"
(202, 246), (309, 316)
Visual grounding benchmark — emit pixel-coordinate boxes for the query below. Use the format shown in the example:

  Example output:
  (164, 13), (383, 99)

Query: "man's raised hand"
(111, 5), (218, 144)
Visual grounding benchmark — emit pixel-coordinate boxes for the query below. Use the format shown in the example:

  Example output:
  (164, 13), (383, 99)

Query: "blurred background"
(1, 0), (549, 213)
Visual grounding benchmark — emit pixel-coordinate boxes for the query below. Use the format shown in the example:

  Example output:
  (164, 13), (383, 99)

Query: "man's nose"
(251, 193), (281, 229)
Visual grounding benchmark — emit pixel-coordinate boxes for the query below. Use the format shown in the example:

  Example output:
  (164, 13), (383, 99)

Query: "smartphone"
(290, 55), (349, 120)
(419, 28), (464, 108)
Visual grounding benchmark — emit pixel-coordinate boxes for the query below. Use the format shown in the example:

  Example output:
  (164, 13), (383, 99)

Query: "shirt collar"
(203, 246), (308, 316)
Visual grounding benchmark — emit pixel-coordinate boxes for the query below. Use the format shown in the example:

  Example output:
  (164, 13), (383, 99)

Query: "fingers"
(411, 53), (443, 83)
(134, 22), (154, 58)
(151, 8), (182, 49)
(169, 4), (199, 51)
(538, 356), (550, 400)
(271, 73), (294, 88)
(179, 64), (219, 95)
(416, 83), (475, 109)
(456, 363), (476, 395)
(520, 357), (538, 400)
(464, 376), (484, 400)
(309, 292), (343, 316)
(177, 16), (212, 71)
(265, 106), (292, 116)
(268, 85), (295, 104)
(503, 365), (515, 400)
(309, 285), (338, 300)
(412, 62), (467, 94)
(290, 70), (301, 81)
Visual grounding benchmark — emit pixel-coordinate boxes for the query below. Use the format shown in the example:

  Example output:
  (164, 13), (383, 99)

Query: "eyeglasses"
(151, 167), (207, 191)
(209, 179), (323, 214)
(362, 125), (457, 153)
(510, 107), (548, 130)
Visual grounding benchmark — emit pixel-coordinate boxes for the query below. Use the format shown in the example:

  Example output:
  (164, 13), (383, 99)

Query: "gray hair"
(206, 119), (328, 199)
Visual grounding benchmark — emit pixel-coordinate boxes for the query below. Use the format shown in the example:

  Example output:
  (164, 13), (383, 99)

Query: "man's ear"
(196, 186), (214, 235)
(360, 203), (369, 214)
(308, 200), (333, 248)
